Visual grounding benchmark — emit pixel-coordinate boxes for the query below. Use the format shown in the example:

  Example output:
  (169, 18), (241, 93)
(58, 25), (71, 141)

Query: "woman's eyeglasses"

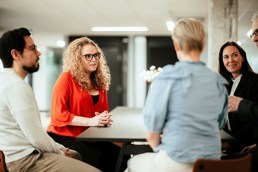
(82, 53), (101, 61)
(250, 29), (258, 38)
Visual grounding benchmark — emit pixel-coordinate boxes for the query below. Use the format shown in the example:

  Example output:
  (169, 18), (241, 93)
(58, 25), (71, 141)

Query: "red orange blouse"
(47, 71), (108, 137)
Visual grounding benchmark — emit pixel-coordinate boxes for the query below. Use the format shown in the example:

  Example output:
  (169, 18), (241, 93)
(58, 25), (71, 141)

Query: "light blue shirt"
(143, 61), (228, 163)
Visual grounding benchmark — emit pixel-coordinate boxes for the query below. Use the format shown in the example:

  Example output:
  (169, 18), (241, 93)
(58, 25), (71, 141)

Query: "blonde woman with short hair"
(125, 18), (228, 172)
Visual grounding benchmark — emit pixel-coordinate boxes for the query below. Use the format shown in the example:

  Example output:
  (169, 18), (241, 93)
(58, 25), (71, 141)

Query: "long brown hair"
(218, 41), (253, 81)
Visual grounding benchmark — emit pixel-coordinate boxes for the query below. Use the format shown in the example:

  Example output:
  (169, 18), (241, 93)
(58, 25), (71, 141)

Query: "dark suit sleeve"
(238, 99), (258, 122)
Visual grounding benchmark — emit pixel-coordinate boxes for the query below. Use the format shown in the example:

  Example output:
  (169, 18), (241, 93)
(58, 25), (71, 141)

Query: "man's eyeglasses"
(25, 45), (38, 53)
(82, 53), (101, 61)
(250, 29), (258, 38)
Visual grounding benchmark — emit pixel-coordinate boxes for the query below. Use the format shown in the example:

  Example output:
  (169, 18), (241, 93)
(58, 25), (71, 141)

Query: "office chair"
(192, 153), (252, 172)
(0, 150), (8, 172)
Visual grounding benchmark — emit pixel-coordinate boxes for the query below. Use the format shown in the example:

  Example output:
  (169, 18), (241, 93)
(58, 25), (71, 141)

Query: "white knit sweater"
(0, 68), (63, 163)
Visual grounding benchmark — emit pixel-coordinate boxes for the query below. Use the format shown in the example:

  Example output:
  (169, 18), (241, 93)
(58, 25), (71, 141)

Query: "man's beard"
(23, 64), (40, 73)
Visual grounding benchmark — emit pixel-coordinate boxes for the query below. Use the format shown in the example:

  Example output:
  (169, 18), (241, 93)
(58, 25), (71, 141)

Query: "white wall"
(127, 36), (147, 108)
(0, 60), (3, 72)
(33, 48), (49, 111)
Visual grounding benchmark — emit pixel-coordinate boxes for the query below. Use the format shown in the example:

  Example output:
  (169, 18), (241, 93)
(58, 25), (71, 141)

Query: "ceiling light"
(56, 40), (66, 48)
(166, 20), (175, 31)
(246, 29), (252, 37)
(166, 9), (176, 32)
(91, 27), (148, 32)
(0, 60), (3, 72)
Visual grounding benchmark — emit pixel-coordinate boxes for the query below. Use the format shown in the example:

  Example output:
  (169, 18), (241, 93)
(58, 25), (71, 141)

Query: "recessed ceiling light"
(91, 27), (148, 32)
(0, 60), (3, 72)
(246, 29), (252, 37)
(56, 40), (66, 48)
(166, 20), (175, 31)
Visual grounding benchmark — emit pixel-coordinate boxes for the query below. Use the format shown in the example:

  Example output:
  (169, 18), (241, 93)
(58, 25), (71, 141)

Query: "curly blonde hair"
(63, 37), (111, 90)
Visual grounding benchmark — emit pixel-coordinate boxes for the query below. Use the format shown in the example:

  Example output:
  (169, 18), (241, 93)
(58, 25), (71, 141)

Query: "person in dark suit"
(227, 12), (258, 140)
(218, 41), (258, 154)
(227, 12), (258, 126)
(220, 12), (258, 172)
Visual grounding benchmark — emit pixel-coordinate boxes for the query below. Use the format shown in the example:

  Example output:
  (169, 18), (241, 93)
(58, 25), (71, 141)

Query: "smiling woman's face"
(222, 45), (243, 79)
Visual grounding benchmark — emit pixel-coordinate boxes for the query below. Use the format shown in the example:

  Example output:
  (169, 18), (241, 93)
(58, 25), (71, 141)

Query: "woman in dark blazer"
(218, 41), (258, 154)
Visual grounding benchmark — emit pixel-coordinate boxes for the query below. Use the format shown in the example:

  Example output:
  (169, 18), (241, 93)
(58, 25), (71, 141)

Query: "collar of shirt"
(230, 74), (242, 95)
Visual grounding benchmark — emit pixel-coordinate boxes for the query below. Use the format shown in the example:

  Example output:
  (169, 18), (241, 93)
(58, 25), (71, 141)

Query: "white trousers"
(125, 150), (193, 172)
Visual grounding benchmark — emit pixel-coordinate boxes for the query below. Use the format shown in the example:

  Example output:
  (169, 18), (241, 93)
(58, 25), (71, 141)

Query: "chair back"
(192, 153), (252, 172)
(0, 150), (8, 172)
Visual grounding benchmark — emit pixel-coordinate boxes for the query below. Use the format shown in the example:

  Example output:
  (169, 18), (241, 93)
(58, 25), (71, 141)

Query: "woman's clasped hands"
(92, 111), (113, 127)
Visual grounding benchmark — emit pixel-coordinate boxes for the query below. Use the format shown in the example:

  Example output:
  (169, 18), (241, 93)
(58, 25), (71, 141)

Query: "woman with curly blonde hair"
(47, 37), (121, 172)
(63, 37), (110, 91)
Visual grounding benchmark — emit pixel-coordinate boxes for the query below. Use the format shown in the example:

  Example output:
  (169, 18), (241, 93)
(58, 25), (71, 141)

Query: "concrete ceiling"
(0, 0), (257, 54)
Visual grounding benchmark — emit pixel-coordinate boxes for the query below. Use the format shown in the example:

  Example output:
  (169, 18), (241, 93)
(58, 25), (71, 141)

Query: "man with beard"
(0, 28), (100, 172)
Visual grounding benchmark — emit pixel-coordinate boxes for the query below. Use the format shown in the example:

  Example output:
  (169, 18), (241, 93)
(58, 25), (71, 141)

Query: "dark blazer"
(224, 71), (258, 152)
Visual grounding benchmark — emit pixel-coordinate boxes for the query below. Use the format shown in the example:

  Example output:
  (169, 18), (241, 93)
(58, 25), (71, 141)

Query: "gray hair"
(251, 12), (258, 22)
